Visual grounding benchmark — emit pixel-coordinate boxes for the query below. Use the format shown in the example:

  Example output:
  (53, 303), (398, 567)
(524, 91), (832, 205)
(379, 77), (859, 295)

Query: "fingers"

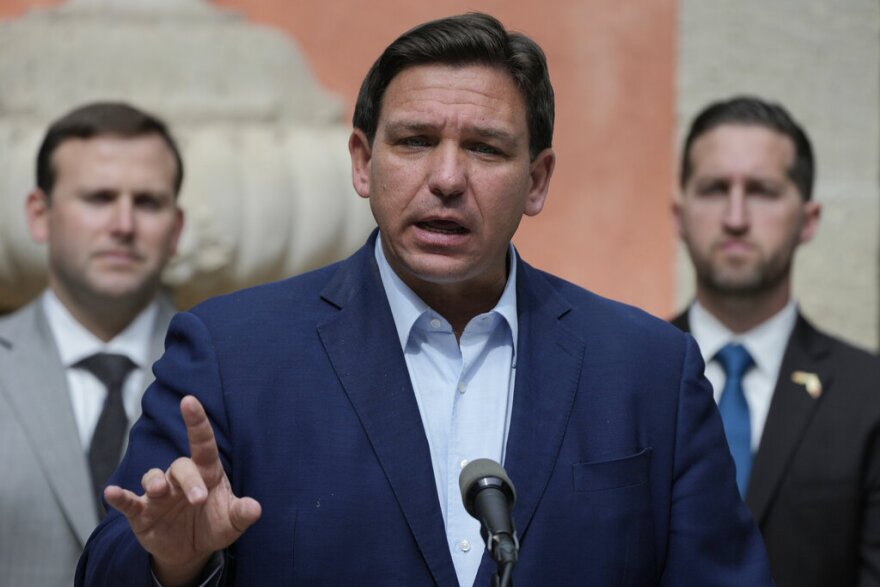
(229, 496), (262, 534)
(105, 467), (175, 518)
(142, 467), (170, 498)
(167, 457), (209, 504)
(180, 396), (223, 484)
(104, 485), (145, 518)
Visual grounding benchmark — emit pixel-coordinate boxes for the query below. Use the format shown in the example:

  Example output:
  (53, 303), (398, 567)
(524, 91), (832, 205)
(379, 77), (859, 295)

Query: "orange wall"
(1, 0), (677, 317)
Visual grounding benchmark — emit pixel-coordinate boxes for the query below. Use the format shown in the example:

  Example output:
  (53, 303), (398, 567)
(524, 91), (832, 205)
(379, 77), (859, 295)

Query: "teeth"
(420, 221), (466, 234)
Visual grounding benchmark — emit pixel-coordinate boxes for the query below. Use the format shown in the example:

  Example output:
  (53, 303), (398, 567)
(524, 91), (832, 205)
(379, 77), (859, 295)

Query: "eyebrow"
(382, 120), (518, 145)
(75, 186), (175, 200)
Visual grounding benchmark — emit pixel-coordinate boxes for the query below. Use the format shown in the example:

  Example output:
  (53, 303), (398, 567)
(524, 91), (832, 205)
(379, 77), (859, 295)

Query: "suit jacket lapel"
(746, 315), (832, 522)
(475, 261), (585, 584)
(316, 241), (458, 587)
(671, 309), (833, 522)
(0, 299), (97, 545)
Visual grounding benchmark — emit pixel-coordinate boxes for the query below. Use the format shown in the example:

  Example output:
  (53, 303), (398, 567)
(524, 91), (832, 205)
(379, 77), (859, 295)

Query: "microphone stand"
(485, 528), (517, 587)
(493, 562), (514, 587)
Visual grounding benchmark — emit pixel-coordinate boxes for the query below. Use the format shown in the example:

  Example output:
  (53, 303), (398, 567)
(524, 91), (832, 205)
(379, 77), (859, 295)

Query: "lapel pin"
(791, 371), (822, 399)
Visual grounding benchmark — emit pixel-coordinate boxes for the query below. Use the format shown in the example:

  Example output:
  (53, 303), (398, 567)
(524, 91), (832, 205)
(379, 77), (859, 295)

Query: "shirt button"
(457, 382), (466, 394)
(458, 539), (471, 552)
(460, 459), (469, 470)
(431, 318), (442, 329)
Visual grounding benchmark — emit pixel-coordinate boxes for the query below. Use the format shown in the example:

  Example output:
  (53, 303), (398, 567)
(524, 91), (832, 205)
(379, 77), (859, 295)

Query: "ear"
(349, 129), (372, 199)
(169, 206), (185, 256)
(671, 198), (685, 239)
(523, 148), (555, 217)
(798, 200), (821, 244)
(25, 189), (50, 244)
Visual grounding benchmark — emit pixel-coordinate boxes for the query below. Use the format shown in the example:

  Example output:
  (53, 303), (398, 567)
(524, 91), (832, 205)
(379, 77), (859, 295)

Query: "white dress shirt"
(688, 300), (797, 451)
(42, 290), (159, 450)
(375, 237), (518, 587)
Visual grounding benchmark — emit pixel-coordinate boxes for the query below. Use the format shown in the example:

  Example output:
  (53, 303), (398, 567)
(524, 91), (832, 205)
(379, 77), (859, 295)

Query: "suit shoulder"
(0, 299), (41, 346)
(808, 322), (880, 372)
(188, 262), (341, 318)
(527, 265), (690, 349)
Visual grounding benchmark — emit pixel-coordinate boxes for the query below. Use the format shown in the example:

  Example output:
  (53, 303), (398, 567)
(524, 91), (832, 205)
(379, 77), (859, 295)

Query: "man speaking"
(77, 13), (772, 585)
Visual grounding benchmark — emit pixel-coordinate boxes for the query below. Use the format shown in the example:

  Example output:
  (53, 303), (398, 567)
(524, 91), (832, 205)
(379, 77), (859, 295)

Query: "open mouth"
(416, 220), (468, 234)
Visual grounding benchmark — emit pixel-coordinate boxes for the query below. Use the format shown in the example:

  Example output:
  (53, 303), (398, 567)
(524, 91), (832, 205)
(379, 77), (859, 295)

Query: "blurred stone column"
(0, 0), (375, 311)
(677, 0), (880, 350)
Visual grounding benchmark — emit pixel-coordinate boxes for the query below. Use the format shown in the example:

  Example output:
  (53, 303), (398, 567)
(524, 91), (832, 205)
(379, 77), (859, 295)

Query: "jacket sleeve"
(660, 335), (775, 586)
(76, 311), (233, 587)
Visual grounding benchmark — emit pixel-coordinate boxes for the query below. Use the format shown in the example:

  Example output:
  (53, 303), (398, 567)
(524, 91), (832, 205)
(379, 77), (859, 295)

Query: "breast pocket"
(543, 448), (656, 583)
(572, 447), (651, 492)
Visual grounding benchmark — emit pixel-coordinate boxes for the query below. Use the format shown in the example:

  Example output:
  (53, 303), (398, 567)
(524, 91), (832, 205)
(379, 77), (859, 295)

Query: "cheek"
(476, 171), (530, 217)
(371, 164), (422, 211)
(377, 157), (420, 186)
(48, 213), (92, 248)
(140, 216), (182, 254)
(679, 210), (713, 241)
(757, 215), (802, 249)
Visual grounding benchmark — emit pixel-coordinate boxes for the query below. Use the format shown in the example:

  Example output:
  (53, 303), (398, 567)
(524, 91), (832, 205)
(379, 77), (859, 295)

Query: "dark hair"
(680, 96), (814, 200)
(36, 101), (184, 196)
(353, 12), (554, 160)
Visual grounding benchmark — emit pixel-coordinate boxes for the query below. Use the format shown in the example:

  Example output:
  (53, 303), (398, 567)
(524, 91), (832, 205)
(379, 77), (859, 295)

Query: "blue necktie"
(716, 343), (754, 496)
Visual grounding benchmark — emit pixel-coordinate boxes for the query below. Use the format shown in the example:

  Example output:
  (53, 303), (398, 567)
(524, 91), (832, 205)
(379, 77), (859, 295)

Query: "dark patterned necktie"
(715, 343), (754, 497)
(75, 352), (136, 517)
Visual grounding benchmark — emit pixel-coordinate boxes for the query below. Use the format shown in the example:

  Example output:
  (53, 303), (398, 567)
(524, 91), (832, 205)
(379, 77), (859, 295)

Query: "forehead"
(378, 63), (527, 132)
(51, 134), (178, 188)
(688, 124), (796, 178)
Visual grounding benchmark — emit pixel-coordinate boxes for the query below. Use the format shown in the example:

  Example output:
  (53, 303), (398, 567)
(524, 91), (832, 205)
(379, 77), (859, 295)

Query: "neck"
(695, 281), (791, 334)
(411, 280), (505, 341)
(49, 283), (152, 343)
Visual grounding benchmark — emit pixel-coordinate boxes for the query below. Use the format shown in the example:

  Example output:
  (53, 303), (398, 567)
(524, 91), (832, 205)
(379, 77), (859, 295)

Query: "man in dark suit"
(672, 95), (880, 586)
(0, 102), (184, 587)
(77, 14), (772, 586)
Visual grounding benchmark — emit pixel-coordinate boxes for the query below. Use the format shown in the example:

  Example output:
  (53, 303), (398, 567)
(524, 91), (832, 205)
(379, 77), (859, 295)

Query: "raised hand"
(104, 395), (262, 586)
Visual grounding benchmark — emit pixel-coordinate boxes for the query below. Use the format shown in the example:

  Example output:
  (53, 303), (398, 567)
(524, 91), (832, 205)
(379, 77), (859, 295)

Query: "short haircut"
(36, 101), (184, 196)
(680, 96), (814, 200)
(353, 12), (554, 160)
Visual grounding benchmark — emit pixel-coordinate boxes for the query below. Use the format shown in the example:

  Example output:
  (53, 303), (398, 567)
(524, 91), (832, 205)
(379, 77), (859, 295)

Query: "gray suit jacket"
(0, 294), (175, 587)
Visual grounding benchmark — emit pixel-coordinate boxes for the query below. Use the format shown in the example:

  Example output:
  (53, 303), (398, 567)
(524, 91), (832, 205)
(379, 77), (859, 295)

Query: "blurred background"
(0, 0), (876, 350)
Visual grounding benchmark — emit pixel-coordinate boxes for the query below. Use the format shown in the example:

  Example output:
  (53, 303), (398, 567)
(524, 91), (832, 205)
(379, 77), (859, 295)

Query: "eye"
(695, 180), (728, 197)
(469, 143), (502, 156)
(746, 181), (781, 199)
(83, 190), (116, 205)
(398, 136), (431, 149)
(134, 193), (168, 211)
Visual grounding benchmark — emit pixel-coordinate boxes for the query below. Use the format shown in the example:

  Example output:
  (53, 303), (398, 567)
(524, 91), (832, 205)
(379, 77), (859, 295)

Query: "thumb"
(229, 496), (262, 535)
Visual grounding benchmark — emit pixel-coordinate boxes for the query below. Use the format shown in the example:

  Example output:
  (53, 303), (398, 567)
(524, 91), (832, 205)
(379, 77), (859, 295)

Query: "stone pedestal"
(0, 0), (375, 311)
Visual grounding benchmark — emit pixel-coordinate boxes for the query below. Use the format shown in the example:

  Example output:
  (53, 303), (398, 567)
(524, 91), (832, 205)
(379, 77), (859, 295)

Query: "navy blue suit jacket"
(77, 234), (772, 585)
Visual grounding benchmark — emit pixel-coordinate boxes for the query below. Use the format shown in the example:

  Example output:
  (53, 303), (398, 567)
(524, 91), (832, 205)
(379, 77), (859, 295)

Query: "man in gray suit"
(0, 102), (184, 587)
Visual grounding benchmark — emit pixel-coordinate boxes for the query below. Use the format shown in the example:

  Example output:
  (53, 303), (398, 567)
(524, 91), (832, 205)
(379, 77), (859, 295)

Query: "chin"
(402, 257), (473, 283)
(90, 278), (154, 302)
(708, 275), (767, 297)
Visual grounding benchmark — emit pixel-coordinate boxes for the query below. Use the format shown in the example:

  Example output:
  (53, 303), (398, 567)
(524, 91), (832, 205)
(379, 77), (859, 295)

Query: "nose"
(722, 188), (749, 233)
(109, 196), (135, 237)
(427, 143), (466, 199)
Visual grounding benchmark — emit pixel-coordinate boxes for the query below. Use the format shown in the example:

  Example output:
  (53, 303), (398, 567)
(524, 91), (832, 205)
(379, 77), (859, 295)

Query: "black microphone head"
(459, 458), (516, 517)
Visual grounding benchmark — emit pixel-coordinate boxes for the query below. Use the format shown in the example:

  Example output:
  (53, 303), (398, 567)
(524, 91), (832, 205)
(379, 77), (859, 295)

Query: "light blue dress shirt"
(375, 237), (518, 587)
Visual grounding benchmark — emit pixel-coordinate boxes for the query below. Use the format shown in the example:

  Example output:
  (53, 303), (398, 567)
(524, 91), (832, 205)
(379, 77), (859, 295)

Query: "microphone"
(459, 459), (518, 585)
